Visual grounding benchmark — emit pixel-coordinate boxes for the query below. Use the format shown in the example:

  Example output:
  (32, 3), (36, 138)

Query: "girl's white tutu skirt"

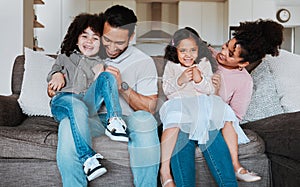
(159, 95), (250, 144)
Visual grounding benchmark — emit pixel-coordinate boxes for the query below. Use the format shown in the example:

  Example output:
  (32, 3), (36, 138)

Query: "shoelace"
(110, 117), (127, 131)
(84, 154), (104, 169)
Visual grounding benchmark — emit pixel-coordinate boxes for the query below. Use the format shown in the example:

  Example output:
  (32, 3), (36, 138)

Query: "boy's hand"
(47, 85), (56, 97)
(48, 72), (65, 97)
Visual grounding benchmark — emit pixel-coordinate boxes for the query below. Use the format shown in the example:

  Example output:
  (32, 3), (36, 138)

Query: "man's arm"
(120, 88), (157, 114)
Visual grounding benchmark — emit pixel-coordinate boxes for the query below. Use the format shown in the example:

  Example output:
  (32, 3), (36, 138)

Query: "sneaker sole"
(105, 129), (128, 142)
(87, 167), (107, 181)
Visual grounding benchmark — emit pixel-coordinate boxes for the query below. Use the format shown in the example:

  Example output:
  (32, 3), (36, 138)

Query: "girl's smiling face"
(176, 37), (198, 67)
(77, 27), (101, 57)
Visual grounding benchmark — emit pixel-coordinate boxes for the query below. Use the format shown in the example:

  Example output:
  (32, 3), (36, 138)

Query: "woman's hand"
(212, 73), (221, 95)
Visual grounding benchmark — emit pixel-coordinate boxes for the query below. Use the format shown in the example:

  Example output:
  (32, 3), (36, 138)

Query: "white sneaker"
(235, 167), (261, 182)
(105, 117), (128, 142)
(83, 153), (107, 181)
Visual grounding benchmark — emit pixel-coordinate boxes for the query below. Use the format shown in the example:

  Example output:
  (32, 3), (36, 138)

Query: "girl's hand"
(48, 72), (65, 92)
(192, 66), (202, 83)
(212, 73), (221, 95)
(177, 68), (193, 86)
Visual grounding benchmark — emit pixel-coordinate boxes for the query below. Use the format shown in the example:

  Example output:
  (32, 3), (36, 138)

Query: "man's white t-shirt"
(100, 46), (158, 116)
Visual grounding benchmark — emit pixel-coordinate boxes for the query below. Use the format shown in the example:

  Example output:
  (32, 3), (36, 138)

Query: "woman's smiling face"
(216, 38), (246, 69)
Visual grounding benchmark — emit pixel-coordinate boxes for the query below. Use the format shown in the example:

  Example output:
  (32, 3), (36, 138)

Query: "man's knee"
(127, 110), (157, 133)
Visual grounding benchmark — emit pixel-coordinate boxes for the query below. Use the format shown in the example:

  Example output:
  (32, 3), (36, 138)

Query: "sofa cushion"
(0, 115), (131, 164)
(242, 111), (300, 162)
(18, 48), (55, 117)
(265, 49), (300, 112)
(0, 116), (58, 160)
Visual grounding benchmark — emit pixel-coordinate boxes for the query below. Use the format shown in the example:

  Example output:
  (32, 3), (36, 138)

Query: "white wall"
(35, 0), (87, 54)
(178, 1), (225, 46)
(0, 1), (23, 95)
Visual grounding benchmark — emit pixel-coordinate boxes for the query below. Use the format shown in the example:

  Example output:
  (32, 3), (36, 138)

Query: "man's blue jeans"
(171, 130), (238, 187)
(51, 72), (122, 163)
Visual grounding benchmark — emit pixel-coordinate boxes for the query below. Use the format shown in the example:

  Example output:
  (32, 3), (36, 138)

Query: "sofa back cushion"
(11, 55), (25, 95)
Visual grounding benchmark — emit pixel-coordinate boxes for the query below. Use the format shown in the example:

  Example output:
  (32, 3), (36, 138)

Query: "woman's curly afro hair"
(233, 19), (284, 64)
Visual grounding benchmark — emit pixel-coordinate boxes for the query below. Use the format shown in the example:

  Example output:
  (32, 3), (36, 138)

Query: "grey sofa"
(0, 54), (298, 187)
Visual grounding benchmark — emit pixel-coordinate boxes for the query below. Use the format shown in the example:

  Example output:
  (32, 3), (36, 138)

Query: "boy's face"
(177, 38), (198, 67)
(102, 22), (133, 59)
(77, 27), (100, 57)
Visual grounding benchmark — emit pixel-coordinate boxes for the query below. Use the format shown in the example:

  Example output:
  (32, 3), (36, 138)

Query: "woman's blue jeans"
(171, 130), (238, 187)
(51, 72), (122, 163)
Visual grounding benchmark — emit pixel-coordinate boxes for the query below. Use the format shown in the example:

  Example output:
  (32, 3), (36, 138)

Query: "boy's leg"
(51, 93), (95, 162)
(57, 115), (106, 186)
(84, 72), (122, 118)
(57, 118), (88, 187)
(84, 72), (127, 142)
(126, 111), (160, 187)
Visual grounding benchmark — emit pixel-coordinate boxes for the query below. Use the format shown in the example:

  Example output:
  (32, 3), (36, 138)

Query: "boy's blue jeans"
(56, 111), (160, 187)
(51, 72), (122, 163)
(171, 130), (238, 187)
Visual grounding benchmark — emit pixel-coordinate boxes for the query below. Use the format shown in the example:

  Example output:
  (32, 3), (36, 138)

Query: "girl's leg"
(160, 128), (179, 187)
(222, 122), (261, 182)
(222, 122), (240, 171)
(51, 93), (95, 163)
(199, 130), (238, 187)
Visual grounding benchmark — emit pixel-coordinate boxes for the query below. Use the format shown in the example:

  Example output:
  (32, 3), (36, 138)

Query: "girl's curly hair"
(164, 27), (218, 72)
(233, 19), (284, 64)
(60, 13), (104, 56)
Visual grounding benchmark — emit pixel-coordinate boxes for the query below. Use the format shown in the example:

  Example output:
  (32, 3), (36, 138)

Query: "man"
(54, 5), (160, 187)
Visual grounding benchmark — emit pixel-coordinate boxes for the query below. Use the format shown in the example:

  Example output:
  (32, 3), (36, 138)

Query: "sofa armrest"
(0, 94), (26, 127)
(242, 111), (300, 162)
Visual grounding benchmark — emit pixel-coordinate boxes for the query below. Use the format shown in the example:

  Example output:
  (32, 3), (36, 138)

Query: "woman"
(170, 19), (283, 186)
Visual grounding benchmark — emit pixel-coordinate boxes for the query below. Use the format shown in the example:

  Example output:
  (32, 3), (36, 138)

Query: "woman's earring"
(238, 66), (243, 71)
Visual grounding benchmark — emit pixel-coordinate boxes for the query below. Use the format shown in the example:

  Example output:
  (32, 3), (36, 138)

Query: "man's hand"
(105, 65), (122, 89)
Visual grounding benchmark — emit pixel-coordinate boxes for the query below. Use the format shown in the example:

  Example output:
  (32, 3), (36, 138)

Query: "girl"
(159, 27), (249, 187)
(47, 13), (128, 182)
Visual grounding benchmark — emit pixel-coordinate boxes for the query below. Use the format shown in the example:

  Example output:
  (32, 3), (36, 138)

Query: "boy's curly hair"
(233, 19), (284, 64)
(60, 13), (104, 56)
